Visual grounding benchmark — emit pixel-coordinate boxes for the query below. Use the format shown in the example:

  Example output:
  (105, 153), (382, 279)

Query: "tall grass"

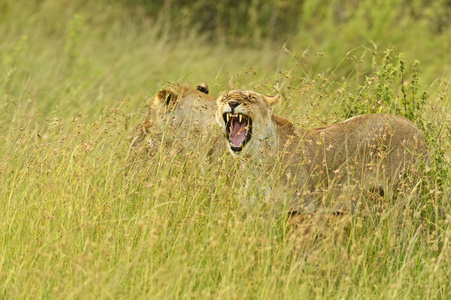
(0, 0), (450, 298)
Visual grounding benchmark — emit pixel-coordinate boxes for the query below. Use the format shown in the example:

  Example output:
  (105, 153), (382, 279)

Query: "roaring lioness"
(216, 89), (427, 210)
(131, 82), (218, 154)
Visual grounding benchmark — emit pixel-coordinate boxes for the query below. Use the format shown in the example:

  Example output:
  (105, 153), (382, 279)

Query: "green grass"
(1, 0), (450, 298)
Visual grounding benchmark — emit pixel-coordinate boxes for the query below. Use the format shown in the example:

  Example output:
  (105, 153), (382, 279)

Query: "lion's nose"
(228, 101), (240, 110)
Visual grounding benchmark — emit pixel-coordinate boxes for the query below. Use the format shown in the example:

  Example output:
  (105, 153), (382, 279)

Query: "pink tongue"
(230, 120), (247, 146)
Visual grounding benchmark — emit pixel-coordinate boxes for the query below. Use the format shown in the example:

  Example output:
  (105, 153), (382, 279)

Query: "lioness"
(131, 82), (218, 154)
(216, 89), (427, 211)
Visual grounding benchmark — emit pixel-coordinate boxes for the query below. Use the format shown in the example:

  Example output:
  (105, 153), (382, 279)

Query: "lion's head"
(216, 90), (280, 156)
(131, 82), (217, 152)
(149, 82), (215, 131)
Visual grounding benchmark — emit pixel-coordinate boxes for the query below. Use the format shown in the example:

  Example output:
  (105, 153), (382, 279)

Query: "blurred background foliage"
(0, 0), (450, 119)
(127, 0), (451, 44)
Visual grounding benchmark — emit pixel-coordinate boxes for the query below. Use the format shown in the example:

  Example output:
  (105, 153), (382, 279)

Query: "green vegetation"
(1, 0), (450, 298)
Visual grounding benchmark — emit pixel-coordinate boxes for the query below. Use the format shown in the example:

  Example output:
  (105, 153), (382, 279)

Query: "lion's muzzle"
(223, 112), (253, 153)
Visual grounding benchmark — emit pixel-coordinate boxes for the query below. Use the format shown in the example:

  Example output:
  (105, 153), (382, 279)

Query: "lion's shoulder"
(273, 115), (296, 136)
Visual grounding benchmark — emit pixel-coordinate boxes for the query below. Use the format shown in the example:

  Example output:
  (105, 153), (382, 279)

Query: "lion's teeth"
(239, 114), (243, 122)
(226, 113), (230, 122)
(229, 142), (233, 147)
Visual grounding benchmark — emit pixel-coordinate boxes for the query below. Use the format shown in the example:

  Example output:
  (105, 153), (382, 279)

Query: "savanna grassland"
(1, 0), (450, 298)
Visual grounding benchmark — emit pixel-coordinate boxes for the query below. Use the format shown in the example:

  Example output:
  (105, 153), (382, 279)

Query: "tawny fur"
(216, 90), (428, 210)
(131, 83), (217, 153)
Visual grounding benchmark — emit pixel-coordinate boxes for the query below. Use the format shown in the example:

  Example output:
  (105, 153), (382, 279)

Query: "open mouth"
(223, 112), (252, 152)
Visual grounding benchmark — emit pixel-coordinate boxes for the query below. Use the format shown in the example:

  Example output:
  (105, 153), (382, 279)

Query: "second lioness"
(216, 90), (427, 206)
(131, 83), (218, 154)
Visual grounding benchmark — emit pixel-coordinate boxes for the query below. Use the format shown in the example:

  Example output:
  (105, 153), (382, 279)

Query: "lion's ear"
(157, 89), (177, 106)
(196, 82), (209, 94)
(264, 95), (280, 108)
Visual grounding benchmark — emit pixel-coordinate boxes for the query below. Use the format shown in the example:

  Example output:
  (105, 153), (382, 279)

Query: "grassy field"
(1, 0), (450, 298)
